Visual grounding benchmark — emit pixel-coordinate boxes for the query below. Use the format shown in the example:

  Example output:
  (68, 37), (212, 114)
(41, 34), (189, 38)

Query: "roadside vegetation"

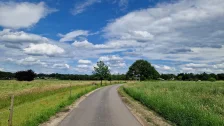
(0, 80), (121, 126)
(1, 60), (224, 126)
(122, 81), (224, 126)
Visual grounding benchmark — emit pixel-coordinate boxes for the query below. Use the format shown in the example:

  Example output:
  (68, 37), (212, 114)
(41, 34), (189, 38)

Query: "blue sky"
(0, 0), (224, 74)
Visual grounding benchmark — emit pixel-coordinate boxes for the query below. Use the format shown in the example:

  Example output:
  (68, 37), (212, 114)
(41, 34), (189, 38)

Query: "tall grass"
(0, 80), (122, 126)
(0, 80), (99, 97)
(123, 81), (224, 126)
(0, 85), (98, 126)
(0, 85), (86, 110)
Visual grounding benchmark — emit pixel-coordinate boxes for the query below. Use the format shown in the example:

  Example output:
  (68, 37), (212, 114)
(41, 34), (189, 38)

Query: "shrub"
(15, 70), (36, 81)
(208, 77), (216, 82)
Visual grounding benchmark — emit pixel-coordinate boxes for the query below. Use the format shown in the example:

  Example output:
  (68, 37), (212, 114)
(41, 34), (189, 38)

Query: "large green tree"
(127, 60), (159, 80)
(93, 61), (110, 85)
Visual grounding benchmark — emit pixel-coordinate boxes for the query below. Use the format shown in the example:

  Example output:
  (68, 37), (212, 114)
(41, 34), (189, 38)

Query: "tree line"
(0, 70), (126, 81)
(0, 60), (223, 81)
(161, 73), (224, 81)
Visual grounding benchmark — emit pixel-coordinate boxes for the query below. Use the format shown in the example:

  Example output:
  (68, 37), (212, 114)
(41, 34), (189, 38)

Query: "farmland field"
(122, 81), (224, 126)
(0, 80), (118, 126)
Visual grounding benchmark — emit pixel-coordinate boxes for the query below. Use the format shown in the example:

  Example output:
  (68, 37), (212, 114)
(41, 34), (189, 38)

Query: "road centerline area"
(58, 84), (142, 126)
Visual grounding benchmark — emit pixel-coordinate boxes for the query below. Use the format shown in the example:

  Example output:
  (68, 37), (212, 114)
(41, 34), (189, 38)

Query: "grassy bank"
(0, 80), (122, 126)
(123, 81), (224, 126)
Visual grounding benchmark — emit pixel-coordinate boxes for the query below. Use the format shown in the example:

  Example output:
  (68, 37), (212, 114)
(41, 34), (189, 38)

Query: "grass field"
(122, 81), (224, 126)
(0, 80), (120, 126)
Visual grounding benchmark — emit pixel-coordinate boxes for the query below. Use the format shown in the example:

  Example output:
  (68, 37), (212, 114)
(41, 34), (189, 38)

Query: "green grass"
(123, 81), (224, 126)
(0, 80), (101, 97)
(0, 80), (121, 126)
(0, 85), (97, 126)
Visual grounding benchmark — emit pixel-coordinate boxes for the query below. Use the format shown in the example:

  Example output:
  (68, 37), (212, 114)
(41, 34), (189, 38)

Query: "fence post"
(70, 84), (72, 98)
(8, 95), (14, 126)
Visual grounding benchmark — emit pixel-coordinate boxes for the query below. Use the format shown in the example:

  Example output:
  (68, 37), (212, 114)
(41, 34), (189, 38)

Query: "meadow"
(122, 81), (224, 126)
(0, 80), (118, 126)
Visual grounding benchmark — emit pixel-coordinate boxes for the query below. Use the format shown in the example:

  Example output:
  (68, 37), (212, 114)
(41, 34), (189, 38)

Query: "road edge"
(40, 87), (101, 126)
(117, 86), (173, 126)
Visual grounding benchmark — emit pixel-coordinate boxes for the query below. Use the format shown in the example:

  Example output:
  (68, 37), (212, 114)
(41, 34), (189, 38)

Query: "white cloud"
(99, 55), (123, 62)
(118, 0), (128, 10)
(74, 59), (93, 73)
(52, 63), (70, 69)
(59, 30), (89, 42)
(77, 64), (90, 68)
(154, 64), (176, 73)
(98, 55), (126, 68)
(181, 67), (194, 72)
(71, 0), (101, 15)
(0, 68), (4, 71)
(72, 40), (111, 49)
(74, 64), (93, 73)
(0, 29), (48, 44)
(24, 43), (65, 56)
(0, 2), (57, 29)
(185, 63), (208, 68)
(7, 57), (47, 67)
(213, 63), (224, 69)
(78, 59), (92, 64)
(103, 0), (224, 64)
(72, 40), (93, 48)
(177, 62), (224, 73)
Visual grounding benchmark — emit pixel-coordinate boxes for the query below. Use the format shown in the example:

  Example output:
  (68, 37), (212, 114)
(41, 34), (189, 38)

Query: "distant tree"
(0, 71), (14, 80)
(15, 70), (36, 81)
(201, 72), (209, 81)
(208, 77), (216, 82)
(126, 60), (160, 80)
(108, 75), (112, 84)
(217, 73), (224, 80)
(161, 74), (176, 80)
(93, 61), (110, 85)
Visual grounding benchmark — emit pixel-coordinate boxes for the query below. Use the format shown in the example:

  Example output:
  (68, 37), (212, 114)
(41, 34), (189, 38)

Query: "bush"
(15, 70), (36, 81)
(208, 77), (216, 82)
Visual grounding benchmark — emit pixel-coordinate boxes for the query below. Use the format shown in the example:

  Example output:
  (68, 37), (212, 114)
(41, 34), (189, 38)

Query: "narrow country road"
(58, 84), (142, 126)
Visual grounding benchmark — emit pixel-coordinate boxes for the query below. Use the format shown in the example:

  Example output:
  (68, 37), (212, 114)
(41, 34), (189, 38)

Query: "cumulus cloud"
(177, 62), (224, 73)
(0, 2), (57, 29)
(74, 61), (93, 73)
(98, 55), (126, 68)
(78, 59), (92, 64)
(213, 63), (224, 69)
(72, 40), (113, 49)
(185, 63), (208, 68)
(52, 63), (70, 69)
(154, 64), (176, 73)
(71, 0), (101, 15)
(0, 29), (48, 44)
(7, 57), (48, 67)
(103, 0), (224, 64)
(0, 68), (4, 71)
(118, 0), (128, 10)
(72, 40), (94, 48)
(59, 30), (89, 42)
(24, 43), (65, 56)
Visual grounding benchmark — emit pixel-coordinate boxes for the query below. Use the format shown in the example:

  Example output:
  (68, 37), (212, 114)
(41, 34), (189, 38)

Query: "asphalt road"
(58, 84), (142, 126)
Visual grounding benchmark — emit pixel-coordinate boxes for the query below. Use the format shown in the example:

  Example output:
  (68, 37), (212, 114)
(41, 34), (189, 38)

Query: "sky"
(0, 0), (224, 74)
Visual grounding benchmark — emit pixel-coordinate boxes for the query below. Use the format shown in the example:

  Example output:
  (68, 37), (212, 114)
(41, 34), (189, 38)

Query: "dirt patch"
(39, 88), (101, 126)
(118, 87), (173, 126)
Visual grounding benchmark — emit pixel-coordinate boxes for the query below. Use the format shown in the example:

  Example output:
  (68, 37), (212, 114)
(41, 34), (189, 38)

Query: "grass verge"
(0, 85), (98, 126)
(123, 81), (224, 126)
(118, 86), (172, 126)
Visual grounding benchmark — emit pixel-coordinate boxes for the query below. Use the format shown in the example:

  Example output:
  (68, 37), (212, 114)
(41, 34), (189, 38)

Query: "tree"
(126, 60), (160, 80)
(93, 61), (110, 85)
(15, 70), (36, 81)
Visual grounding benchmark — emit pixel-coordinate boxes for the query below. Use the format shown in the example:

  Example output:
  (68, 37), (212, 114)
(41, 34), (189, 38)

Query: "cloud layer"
(0, 2), (56, 29)
(0, 0), (224, 74)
